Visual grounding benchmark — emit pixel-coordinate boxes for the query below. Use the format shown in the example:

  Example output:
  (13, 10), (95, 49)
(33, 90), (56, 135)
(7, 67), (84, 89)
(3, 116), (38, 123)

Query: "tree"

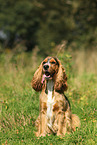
(0, 0), (97, 54)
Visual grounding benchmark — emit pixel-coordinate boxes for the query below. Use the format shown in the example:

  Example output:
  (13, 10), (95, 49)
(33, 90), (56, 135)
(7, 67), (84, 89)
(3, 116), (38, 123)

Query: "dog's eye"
(51, 61), (56, 64)
(43, 62), (46, 65)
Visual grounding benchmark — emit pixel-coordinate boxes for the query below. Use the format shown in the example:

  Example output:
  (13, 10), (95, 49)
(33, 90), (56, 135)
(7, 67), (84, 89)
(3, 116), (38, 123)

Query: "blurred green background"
(0, 0), (97, 55)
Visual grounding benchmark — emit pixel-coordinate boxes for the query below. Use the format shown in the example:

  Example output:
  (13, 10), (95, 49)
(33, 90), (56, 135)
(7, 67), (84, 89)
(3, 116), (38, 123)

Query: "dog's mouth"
(41, 71), (54, 84)
(45, 71), (50, 77)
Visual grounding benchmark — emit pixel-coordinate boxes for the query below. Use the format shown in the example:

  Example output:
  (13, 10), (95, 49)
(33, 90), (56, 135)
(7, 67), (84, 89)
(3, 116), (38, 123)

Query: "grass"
(0, 50), (97, 145)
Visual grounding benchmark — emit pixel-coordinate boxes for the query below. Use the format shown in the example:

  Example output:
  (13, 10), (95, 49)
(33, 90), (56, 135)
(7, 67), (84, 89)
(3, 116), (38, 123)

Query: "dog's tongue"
(41, 74), (50, 84)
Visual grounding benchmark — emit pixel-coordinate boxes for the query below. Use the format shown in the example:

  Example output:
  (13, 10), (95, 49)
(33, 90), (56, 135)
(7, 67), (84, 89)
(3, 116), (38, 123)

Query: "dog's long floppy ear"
(54, 59), (68, 93)
(31, 63), (43, 92)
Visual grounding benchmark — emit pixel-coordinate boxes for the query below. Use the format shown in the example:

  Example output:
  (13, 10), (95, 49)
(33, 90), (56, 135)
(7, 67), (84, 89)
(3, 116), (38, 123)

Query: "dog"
(31, 56), (80, 137)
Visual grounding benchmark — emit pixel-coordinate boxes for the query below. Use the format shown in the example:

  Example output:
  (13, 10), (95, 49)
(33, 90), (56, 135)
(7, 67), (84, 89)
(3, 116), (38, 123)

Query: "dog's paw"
(57, 132), (63, 136)
(39, 133), (46, 137)
(35, 131), (40, 137)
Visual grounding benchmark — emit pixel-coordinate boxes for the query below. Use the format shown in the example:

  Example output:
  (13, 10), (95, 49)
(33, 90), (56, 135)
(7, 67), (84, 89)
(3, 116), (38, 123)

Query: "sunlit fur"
(32, 63), (43, 91)
(31, 56), (80, 137)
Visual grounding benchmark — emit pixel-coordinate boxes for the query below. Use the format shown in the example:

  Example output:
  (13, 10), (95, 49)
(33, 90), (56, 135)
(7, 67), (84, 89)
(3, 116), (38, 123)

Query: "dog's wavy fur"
(32, 56), (80, 137)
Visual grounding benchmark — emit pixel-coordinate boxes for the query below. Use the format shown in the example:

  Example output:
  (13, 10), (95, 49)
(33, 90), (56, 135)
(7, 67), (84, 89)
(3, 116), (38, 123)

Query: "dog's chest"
(46, 80), (55, 119)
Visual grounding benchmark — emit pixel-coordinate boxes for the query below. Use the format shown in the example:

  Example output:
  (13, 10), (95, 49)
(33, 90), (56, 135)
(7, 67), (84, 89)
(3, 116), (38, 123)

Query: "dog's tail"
(71, 114), (81, 131)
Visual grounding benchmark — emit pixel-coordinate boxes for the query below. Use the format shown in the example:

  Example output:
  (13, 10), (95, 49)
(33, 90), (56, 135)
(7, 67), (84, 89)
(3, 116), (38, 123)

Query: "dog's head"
(41, 57), (59, 83)
(32, 56), (68, 92)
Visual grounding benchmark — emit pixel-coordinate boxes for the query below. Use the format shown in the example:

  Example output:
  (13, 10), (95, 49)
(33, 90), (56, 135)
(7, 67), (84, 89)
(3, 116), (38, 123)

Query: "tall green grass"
(0, 49), (97, 145)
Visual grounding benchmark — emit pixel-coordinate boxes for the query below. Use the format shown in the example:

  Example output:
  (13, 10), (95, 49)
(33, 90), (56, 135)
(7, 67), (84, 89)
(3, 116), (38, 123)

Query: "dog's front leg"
(39, 109), (47, 136)
(57, 110), (64, 136)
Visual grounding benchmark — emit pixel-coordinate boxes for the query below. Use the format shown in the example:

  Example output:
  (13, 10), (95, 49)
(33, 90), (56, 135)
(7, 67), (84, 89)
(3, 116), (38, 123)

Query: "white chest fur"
(46, 80), (55, 128)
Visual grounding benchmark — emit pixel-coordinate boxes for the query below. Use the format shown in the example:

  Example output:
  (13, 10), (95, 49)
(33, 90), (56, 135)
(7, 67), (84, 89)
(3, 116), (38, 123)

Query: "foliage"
(0, 51), (97, 144)
(0, 0), (97, 55)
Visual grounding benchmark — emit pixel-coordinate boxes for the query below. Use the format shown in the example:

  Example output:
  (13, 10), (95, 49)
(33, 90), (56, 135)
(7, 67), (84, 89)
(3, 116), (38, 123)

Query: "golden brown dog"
(32, 56), (80, 137)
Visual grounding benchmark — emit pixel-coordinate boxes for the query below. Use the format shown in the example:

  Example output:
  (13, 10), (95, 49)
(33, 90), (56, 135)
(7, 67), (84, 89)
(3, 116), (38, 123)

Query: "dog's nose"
(43, 65), (49, 70)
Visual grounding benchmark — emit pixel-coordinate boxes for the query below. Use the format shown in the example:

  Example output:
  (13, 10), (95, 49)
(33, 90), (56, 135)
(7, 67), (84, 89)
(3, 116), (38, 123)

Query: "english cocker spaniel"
(31, 56), (80, 137)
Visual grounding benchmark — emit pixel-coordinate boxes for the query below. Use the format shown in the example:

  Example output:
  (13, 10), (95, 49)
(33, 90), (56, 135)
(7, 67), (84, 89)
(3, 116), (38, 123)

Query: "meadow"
(0, 48), (97, 145)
